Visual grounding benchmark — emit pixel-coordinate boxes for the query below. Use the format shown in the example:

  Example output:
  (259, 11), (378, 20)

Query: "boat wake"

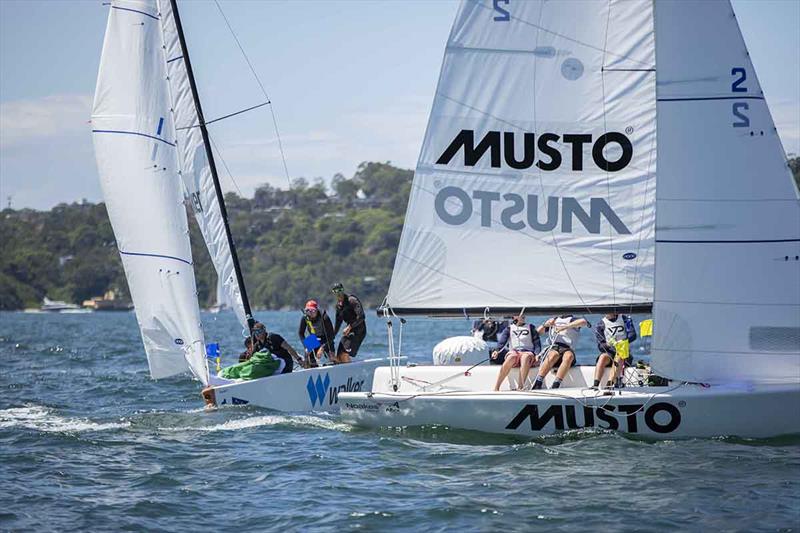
(159, 413), (351, 433)
(0, 405), (130, 434)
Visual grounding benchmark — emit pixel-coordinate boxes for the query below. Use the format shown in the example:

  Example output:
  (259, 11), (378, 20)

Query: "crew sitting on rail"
(532, 315), (589, 389)
(592, 312), (637, 389)
(298, 299), (335, 367)
(252, 322), (303, 374)
(492, 314), (545, 391)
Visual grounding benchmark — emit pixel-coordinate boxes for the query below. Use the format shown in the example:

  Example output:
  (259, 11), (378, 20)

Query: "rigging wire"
(599, 2), (617, 307)
(213, 0), (292, 190)
(208, 134), (244, 197)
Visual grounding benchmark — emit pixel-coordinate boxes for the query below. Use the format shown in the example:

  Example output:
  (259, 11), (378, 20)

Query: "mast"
(169, 0), (255, 331)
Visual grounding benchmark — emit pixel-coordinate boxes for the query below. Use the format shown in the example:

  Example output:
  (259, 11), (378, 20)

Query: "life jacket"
(553, 315), (580, 346)
(305, 312), (327, 337)
(602, 315), (628, 344)
(508, 323), (536, 351)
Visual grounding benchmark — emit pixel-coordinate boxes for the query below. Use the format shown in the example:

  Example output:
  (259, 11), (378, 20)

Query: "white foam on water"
(0, 405), (130, 433)
(162, 414), (351, 433)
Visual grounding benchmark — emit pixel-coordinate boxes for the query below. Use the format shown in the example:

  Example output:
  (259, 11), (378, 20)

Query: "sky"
(0, 0), (798, 210)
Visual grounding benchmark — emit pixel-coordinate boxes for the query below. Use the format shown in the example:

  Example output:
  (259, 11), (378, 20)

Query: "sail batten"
(386, 0), (657, 313)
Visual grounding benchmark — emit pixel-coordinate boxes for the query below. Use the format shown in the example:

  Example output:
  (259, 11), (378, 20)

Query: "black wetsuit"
(298, 310), (335, 360)
(255, 332), (294, 374)
(334, 294), (367, 358)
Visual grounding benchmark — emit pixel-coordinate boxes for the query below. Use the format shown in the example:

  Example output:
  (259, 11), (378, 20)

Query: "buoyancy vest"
(602, 315), (628, 344)
(508, 323), (535, 351)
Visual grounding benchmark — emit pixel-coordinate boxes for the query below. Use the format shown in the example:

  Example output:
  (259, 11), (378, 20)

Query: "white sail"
(92, 0), (208, 384)
(157, 0), (248, 329)
(386, 0), (657, 313)
(651, 0), (800, 384)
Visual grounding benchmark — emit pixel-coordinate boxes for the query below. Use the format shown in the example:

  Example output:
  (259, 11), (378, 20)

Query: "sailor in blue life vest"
(593, 312), (637, 389)
(472, 317), (509, 365)
(331, 283), (367, 364)
(492, 314), (546, 391)
(297, 299), (335, 367)
(532, 315), (589, 389)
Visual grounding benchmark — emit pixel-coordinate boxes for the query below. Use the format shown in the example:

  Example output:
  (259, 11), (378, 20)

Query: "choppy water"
(1, 311), (798, 531)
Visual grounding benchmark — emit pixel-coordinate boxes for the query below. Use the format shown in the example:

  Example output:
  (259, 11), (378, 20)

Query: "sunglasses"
(252, 328), (266, 335)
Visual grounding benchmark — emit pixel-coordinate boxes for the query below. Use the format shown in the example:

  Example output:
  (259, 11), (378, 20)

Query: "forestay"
(651, 0), (800, 385)
(92, 0), (208, 384)
(158, 0), (248, 329)
(386, 0), (657, 314)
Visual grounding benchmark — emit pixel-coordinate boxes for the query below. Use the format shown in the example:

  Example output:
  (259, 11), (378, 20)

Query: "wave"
(159, 413), (351, 433)
(0, 405), (130, 433)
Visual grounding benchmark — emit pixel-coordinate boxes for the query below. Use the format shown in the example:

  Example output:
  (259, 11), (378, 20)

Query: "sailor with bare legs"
(492, 314), (545, 391)
(531, 315), (588, 389)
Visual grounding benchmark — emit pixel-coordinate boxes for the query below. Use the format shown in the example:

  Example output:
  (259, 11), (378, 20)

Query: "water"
(1, 311), (798, 531)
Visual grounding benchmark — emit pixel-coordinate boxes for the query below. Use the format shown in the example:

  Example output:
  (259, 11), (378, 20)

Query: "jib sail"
(92, 0), (208, 383)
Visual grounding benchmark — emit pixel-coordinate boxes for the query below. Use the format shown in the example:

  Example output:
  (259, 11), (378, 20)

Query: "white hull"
(211, 358), (395, 412)
(340, 365), (800, 439)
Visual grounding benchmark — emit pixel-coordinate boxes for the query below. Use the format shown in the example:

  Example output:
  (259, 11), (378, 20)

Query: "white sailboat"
(340, 0), (800, 438)
(92, 0), (387, 411)
(207, 277), (230, 314)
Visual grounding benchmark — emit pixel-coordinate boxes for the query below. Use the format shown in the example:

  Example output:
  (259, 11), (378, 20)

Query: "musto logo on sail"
(306, 373), (365, 407)
(506, 402), (682, 434)
(434, 129), (635, 235)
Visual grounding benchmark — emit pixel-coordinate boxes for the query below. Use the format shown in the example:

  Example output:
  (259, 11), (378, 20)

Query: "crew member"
(593, 312), (637, 389)
(298, 299), (335, 367)
(331, 283), (367, 364)
(239, 336), (255, 362)
(252, 322), (303, 374)
(472, 318), (509, 365)
(532, 315), (589, 389)
(492, 314), (545, 391)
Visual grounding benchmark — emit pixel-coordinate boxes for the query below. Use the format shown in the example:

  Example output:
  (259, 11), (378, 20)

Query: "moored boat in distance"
(340, 0), (800, 439)
(40, 297), (90, 313)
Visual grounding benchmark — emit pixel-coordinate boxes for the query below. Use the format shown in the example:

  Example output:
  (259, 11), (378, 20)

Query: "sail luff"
(158, 0), (253, 331)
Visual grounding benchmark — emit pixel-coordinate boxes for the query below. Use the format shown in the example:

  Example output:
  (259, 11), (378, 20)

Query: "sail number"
(493, 0), (510, 21)
(731, 67), (749, 128)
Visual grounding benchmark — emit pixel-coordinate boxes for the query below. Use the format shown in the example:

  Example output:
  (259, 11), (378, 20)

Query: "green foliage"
(0, 162), (413, 311)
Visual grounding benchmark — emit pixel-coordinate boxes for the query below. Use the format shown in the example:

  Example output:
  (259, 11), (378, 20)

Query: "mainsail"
(159, 0), (249, 329)
(92, 0), (208, 384)
(386, 0), (657, 314)
(650, 0), (800, 384)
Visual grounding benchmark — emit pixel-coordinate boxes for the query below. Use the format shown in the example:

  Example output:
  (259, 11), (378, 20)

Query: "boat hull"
(211, 358), (393, 412)
(339, 366), (800, 439)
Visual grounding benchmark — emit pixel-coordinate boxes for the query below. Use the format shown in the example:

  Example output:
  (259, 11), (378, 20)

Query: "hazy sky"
(1, 0), (798, 209)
